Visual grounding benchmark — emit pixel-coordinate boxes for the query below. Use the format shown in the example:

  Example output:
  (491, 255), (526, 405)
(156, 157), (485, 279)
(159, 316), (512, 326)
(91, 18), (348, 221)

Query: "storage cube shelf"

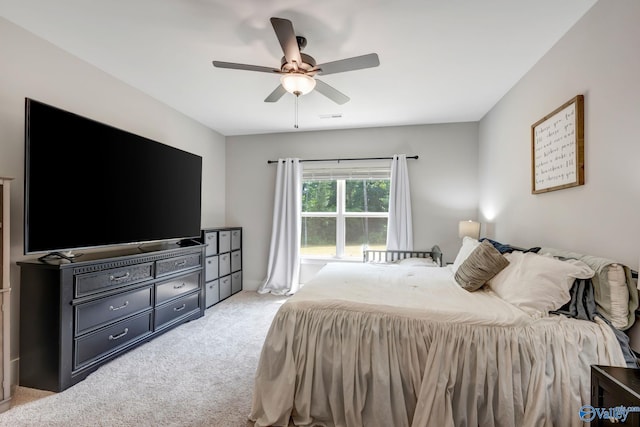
(200, 227), (243, 308)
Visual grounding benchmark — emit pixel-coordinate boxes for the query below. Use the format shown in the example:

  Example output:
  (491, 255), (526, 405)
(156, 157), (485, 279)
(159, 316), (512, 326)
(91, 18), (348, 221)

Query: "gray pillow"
(455, 240), (509, 292)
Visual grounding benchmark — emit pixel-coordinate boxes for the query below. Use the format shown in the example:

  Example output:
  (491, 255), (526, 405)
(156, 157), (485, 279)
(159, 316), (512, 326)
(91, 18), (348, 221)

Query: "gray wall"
(478, 0), (640, 269)
(226, 123), (479, 289)
(0, 17), (226, 382)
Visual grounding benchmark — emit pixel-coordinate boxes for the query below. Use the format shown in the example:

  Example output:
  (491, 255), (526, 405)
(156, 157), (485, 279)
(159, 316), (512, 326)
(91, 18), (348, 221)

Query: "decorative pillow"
(451, 236), (481, 273)
(396, 257), (438, 267)
(487, 251), (595, 316)
(454, 241), (509, 292)
(607, 264), (630, 329)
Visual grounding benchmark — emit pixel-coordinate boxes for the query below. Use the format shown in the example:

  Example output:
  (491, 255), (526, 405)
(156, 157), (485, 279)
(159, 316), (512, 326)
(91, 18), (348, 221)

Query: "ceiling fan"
(212, 17), (380, 105)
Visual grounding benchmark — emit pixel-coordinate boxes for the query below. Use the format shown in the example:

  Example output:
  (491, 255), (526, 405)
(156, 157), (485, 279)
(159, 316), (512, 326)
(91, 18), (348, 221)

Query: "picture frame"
(531, 95), (584, 194)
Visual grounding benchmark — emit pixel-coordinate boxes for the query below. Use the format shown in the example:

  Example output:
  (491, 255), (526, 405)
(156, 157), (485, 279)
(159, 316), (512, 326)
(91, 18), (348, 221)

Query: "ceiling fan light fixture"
(280, 73), (316, 95)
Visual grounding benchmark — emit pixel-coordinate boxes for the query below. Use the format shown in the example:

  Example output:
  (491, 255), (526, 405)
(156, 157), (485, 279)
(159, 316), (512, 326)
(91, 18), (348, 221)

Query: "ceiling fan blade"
(315, 53), (380, 75)
(264, 85), (287, 103)
(212, 61), (280, 74)
(270, 17), (303, 66)
(314, 79), (350, 105)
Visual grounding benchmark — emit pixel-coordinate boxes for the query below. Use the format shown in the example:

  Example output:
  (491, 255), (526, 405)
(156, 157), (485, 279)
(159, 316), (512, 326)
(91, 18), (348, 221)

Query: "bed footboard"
(363, 245), (442, 266)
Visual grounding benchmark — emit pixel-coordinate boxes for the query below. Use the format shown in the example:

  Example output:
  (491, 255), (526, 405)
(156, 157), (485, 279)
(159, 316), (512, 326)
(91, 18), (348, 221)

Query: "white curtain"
(386, 154), (413, 250)
(259, 158), (302, 295)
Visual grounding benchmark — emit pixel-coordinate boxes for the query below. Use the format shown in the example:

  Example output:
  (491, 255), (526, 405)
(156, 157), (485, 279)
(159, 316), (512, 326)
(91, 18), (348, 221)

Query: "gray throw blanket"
(552, 278), (638, 367)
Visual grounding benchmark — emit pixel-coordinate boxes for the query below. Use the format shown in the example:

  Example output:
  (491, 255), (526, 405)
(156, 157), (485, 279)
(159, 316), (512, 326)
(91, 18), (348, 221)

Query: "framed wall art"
(531, 95), (584, 194)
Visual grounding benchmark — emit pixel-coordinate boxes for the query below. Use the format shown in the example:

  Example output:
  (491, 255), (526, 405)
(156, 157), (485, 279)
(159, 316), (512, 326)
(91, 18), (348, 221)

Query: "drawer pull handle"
(173, 283), (186, 289)
(173, 304), (186, 312)
(109, 328), (129, 340)
(109, 301), (129, 311)
(109, 272), (130, 281)
(175, 260), (187, 267)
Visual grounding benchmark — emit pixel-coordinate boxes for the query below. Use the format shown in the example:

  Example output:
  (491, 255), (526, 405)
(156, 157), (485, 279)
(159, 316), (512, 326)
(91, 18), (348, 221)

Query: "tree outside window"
(301, 179), (389, 258)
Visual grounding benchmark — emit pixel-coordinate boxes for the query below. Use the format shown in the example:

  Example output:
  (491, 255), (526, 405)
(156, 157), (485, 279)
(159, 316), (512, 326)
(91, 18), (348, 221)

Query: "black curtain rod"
(267, 155), (418, 164)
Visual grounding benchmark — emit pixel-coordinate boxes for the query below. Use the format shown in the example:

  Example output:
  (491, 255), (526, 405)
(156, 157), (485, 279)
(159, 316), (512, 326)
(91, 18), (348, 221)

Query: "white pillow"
(487, 251), (594, 317)
(451, 236), (481, 273)
(396, 257), (438, 267)
(607, 264), (629, 329)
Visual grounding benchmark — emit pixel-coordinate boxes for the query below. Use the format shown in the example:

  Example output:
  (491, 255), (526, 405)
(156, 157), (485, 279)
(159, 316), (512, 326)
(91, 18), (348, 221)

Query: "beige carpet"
(0, 291), (287, 427)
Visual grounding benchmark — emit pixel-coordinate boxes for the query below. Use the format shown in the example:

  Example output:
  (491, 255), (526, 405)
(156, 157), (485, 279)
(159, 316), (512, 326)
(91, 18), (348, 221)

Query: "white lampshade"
(280, 73), (316, 95)
(458, 220), (480, 239)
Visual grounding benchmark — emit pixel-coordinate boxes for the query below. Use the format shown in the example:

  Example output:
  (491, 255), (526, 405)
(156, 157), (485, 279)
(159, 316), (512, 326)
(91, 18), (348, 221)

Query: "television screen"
(24, 98), (203, 255)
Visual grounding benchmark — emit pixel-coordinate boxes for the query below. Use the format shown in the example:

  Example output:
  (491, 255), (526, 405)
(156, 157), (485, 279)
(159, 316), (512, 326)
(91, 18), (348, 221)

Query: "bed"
(249, 238), (638, 427)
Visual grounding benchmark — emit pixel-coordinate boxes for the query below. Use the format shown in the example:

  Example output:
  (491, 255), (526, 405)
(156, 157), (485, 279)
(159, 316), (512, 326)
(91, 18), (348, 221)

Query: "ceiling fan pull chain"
(294, 94), (299, 129)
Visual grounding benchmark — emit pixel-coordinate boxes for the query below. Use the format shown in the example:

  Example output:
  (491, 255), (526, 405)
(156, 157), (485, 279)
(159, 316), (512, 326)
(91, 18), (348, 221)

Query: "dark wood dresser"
(19, 243), (205, 392)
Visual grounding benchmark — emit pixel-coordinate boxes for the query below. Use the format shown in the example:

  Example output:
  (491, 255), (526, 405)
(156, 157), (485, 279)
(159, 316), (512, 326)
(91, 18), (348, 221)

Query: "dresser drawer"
(75, 285), (153, 335)
(219, 231), (231, 253)
(154, 292), (200, 329)
(156, 272), (200, 305)
(74, 311), (153, 370)
(205, 256), (218, 281)
(220, 275), (231, 300)
(231, 229), (241, 250)
(231, 250), (241, 272)
(156, 253), (201, 277)
(75, 263), (153, 298)
(206, 279), (220, 307)
(204, 231), (218, 256)
(219, 253), (231, 277)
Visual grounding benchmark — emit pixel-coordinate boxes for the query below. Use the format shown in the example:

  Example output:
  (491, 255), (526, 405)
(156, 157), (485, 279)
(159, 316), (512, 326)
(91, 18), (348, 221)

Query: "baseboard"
(0, 396), (11, 413)
(243, 279), (261, 291)
(9, 357), (18, 397)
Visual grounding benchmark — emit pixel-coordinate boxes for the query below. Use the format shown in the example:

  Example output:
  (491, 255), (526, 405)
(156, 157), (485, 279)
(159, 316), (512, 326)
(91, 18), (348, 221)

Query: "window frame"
(301, 179), (389, 260)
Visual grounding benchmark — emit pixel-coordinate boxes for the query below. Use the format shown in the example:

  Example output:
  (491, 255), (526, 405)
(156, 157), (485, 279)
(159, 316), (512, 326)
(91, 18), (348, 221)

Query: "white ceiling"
(0, 0), (597, 136)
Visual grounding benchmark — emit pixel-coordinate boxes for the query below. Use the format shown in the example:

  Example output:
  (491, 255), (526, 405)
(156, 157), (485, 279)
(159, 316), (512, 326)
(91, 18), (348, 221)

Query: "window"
(301, 175), (390, 258)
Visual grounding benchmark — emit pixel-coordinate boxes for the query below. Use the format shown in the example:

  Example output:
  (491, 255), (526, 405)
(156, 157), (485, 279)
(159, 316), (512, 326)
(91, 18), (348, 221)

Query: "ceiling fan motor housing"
(281, 52), (316, 74)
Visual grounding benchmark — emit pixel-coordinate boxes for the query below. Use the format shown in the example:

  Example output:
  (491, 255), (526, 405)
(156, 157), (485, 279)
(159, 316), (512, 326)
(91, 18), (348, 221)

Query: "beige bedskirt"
(249, 298), (626, 427)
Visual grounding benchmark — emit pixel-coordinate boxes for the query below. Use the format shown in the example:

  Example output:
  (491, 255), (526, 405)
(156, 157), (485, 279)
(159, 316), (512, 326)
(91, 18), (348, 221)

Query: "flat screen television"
(24, 98), (203, 257)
